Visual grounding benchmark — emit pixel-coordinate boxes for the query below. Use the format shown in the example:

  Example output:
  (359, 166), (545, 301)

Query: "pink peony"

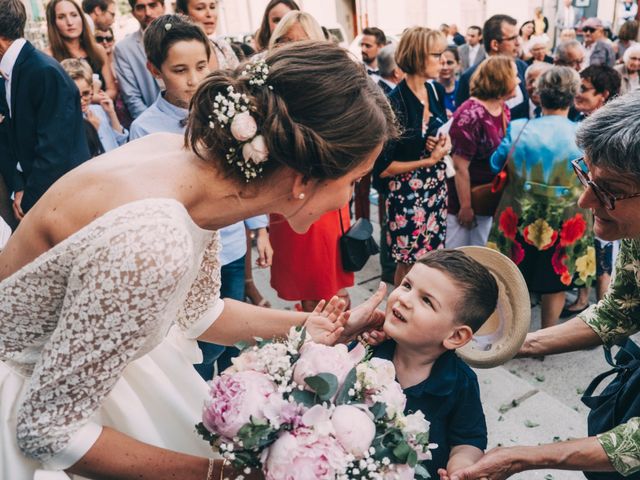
(264, 429), (349, 480)
(242, 134), (269, 164)
(331, 405), (375, 457)
(202, 371), (277, 439)
(293, 342), (365, 394)
(230, 111), (258, 142)
(226, 348), (260, 373)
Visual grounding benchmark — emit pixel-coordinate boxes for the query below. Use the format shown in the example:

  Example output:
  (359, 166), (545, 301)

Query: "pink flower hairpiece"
(208, 59), (271, 181)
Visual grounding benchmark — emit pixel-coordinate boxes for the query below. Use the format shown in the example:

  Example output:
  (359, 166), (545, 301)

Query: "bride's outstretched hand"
(304, 296), (349, 345)
(340, 282), (388, 343)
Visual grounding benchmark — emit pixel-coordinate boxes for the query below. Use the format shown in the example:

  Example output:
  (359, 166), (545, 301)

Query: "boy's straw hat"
(455, 246), (531, 368)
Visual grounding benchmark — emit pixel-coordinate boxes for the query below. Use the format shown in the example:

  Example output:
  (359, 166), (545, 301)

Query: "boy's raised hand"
(304, 296), (349, 345)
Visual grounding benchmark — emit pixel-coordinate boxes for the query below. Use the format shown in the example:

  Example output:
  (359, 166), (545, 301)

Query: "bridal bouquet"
(196, 327), (435, 479)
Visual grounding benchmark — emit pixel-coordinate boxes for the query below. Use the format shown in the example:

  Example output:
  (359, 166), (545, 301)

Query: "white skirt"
(1, 327), (216, 480)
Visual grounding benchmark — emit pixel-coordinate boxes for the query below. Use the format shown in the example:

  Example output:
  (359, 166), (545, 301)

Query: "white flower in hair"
(242, 135), (268, 165)
(230, 112), (257, 142)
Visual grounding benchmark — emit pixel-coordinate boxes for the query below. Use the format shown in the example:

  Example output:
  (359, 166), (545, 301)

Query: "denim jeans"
(194, 254), (246, 380)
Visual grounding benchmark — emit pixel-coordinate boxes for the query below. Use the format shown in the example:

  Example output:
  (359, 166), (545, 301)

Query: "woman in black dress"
(376, 27), (452, 285)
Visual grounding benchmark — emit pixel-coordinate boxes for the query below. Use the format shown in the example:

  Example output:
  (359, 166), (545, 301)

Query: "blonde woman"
(376, 27), (452, 285)
(268, 10), (325, 50)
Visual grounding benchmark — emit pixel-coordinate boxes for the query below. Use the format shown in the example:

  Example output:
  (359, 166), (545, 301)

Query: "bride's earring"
(298, 193), (305, 200)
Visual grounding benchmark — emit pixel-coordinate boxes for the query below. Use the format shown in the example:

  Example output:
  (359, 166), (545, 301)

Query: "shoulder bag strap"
(338, 208), (346, 236)
(490, 117), (530, 193)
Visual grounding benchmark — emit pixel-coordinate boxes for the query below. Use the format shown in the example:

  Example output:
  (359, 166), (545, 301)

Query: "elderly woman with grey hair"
(450, 89), (640, 480)
(487, 66), (594, 329)
(615, 43), (640, 95)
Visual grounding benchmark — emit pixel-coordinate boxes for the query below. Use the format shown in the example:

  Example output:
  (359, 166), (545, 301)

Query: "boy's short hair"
(416, 249), (498, 333)
(61, 58), (94, 85)
(143, 14), (211, 69)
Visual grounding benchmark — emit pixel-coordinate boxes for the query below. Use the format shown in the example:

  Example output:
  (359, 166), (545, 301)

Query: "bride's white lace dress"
(0, 198), (224, 479)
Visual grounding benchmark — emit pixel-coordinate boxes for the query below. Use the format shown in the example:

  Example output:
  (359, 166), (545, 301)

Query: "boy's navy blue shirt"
(372, 340), (487, 478)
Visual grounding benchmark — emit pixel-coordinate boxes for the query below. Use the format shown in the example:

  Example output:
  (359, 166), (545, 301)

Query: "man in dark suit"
(455, 14), (530, 120)
(458, 25), (486, 71)
(0, 0), (90, 219)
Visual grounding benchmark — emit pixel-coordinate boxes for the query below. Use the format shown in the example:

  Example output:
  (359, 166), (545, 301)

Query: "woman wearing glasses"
(376, 27), (452, 286)
(562, 65), (621, 317)
(486, 66), (593, 329)
(449, 89), (640, 480)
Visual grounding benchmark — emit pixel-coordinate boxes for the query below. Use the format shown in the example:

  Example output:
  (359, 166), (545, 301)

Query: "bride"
(0, 41), (396, 479)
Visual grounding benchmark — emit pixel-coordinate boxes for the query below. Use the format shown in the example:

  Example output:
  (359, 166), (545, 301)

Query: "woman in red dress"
(269, 206), (354, 311)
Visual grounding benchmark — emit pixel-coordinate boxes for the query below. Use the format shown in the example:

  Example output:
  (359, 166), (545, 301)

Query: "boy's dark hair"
(144, 14), (211, 70)
(483, 14), (517, 52)
(416, 249), (498, 333)
(580, 65), (621, 101)
(0, 0), (27, 40)
(362, 27), (387, 46)
(82, 0), (113, 14)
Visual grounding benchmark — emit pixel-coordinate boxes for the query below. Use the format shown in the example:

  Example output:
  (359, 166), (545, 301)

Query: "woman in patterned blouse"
(449, 91), (640, 480)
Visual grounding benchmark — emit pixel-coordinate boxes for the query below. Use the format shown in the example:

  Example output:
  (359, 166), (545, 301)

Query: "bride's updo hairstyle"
(186, 41), (397, 183)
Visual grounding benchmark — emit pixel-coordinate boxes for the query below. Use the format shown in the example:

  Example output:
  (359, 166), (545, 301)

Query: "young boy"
(130, 14), (271, 379)
(61, 58), (128, 156)
(373, 249), (498, 479)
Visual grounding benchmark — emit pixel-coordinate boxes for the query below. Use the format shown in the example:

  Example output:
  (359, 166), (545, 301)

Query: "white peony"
(230, 111), (258, 141)
(242, 135), (269, 164)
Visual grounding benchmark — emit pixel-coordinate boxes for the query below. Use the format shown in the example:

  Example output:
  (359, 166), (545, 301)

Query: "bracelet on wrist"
(205, 458), (215, 480)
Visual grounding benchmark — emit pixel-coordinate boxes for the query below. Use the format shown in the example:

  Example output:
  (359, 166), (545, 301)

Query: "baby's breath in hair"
(207, 59), (272, 181)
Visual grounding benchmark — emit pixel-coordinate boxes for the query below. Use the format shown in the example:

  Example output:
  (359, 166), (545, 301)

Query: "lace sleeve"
(16, 219), (195, 468)
(176, 233), (224, 339)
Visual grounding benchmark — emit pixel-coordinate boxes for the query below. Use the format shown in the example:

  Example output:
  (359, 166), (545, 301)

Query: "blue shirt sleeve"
(447, 368), (487, 450)
(244, 215), (268, 230)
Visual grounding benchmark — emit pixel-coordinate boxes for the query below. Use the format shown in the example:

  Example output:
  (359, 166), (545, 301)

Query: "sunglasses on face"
(95, 35), (114, 43)
(571, 157), (640, 210)
(582, 27), (596, 33)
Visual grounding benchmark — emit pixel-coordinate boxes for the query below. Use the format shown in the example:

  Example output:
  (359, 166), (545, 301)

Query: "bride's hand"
(340, 282), (387, 343)
(303, 296), (349, 345)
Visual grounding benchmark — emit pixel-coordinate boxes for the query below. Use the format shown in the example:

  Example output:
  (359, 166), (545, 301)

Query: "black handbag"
(338, 210), (379, 272)
(581, 339), (640, 480)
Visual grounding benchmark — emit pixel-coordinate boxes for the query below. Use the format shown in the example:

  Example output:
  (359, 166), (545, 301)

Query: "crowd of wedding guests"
(1, 0), (639, 369)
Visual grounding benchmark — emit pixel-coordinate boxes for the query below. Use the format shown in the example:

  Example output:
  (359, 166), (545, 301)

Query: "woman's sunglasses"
(95, 35), (114, 43)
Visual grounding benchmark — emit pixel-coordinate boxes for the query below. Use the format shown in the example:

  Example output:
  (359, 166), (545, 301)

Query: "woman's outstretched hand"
(340, 282), (388, 343)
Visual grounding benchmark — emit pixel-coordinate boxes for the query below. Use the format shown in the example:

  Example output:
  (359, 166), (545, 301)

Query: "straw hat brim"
(455, 246), (531, 369)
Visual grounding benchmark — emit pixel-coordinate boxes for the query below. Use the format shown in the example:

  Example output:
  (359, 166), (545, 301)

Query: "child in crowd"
(130, 14), (272, 378)
(61, 58), (128, 156)
(371, 249), (498, 479)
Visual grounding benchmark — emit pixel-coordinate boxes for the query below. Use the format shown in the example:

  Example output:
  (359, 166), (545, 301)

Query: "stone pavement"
(249, 201), (626, 480)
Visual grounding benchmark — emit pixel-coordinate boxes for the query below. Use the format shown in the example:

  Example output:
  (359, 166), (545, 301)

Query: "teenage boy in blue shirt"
(130, 14), (271, 379)
(371, 249), (497, 479)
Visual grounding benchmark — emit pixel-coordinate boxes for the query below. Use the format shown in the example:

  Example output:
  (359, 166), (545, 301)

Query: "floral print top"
(447, 98), (510, 214)
(580, 238), (640, 476)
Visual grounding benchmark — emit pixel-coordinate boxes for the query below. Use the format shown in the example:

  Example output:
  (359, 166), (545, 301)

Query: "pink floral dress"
(380, 80), (449, 264)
